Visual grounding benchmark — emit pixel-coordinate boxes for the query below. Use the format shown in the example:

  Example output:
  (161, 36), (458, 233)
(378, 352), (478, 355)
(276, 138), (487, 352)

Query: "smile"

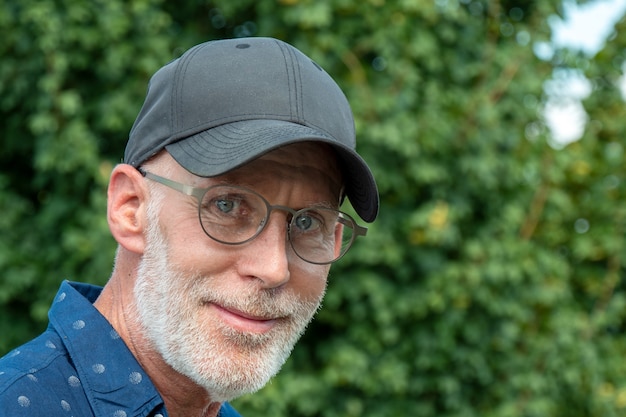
(210, 303), (280, 334)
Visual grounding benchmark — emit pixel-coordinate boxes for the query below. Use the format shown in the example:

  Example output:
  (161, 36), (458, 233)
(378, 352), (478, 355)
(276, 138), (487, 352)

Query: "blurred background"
(1, 0), (626, 415)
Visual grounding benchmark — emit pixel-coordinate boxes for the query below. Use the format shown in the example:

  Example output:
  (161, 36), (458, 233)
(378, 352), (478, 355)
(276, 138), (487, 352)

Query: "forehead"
(219, 142), (343, 199)
(230, 142), (339, 177)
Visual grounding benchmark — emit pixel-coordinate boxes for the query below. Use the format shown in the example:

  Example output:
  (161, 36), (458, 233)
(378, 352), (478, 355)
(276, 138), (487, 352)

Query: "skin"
(94, 142), (343, 417)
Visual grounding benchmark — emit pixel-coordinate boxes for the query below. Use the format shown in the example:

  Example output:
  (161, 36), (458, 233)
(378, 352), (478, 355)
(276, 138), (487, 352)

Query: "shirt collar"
(48, 281), (164, 416)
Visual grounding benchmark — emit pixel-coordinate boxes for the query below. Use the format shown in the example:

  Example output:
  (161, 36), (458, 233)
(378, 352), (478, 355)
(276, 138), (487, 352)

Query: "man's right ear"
(107, 164), (150, 255)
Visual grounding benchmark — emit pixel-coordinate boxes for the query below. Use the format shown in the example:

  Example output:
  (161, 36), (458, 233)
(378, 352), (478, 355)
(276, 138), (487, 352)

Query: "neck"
(94, 255), (223, 417)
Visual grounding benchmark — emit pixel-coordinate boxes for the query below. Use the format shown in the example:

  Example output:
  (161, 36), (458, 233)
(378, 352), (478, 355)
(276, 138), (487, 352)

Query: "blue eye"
(293, 212), (322, 232)
(204, 194), (248, 220)
(215, 199), (236, 213)
(295, 215), (312, 230)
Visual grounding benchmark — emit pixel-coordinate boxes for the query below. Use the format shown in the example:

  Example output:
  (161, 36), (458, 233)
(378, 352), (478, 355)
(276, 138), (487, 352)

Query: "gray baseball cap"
(124, 37), (378, 222)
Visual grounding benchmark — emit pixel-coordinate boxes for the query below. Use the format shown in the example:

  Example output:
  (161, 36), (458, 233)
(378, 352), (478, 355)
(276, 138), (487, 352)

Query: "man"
(0, 37), (378, 417)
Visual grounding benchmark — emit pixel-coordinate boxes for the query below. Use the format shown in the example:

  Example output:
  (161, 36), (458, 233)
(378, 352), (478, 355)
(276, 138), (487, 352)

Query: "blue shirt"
(0, 281), (242, 417)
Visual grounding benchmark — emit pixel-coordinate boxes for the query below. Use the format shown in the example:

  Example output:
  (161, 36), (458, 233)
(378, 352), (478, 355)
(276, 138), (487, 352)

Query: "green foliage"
(0, 0), (175, 350)
(2, 0), (626, 416)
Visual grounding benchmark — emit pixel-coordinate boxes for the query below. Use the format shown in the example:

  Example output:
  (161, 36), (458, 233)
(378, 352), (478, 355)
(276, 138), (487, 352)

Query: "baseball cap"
(124, 37), (378, 222)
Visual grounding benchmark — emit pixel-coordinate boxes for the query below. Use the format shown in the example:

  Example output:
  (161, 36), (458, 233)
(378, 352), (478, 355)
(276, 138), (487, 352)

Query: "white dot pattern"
(0, 282), (194, 417)
(92, 363), (106, 374)
(17, 395), (30, 407)
(68, 375), (81, 387)
(129, 372), (142, 385)
(61, 400), (71, 411)
(72, 320), (86, 330)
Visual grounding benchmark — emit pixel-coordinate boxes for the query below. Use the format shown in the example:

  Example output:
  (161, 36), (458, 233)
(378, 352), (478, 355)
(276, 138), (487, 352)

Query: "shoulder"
(0, 331), (90, 416)
(0, 330), (66, 390)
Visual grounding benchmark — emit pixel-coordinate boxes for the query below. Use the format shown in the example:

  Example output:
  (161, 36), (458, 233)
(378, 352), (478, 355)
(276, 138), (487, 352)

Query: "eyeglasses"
(139, 169), (367, 264)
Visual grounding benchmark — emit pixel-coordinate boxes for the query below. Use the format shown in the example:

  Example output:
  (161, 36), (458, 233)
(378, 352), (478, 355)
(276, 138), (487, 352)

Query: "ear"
(107, 164), (150, 255)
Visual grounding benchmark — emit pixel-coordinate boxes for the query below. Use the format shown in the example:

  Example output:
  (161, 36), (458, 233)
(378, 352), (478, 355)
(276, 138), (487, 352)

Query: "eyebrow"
(216, 179), (340, 210)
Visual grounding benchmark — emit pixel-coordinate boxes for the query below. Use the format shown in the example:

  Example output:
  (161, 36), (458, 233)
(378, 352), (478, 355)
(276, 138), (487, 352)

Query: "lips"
(211, 303), (280, 334)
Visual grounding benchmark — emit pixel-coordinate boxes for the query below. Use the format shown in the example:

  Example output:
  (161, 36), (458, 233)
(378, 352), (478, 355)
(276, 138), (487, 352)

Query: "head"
(110, 37), (378, 401)
(132, 144), (341, 401)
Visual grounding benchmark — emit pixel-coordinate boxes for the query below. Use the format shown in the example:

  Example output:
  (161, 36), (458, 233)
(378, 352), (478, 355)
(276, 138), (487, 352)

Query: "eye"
(201, 188), (264, 230)
(293, 211), (323, 233)
(215, 198), (237, 214)
(207, 195), (249, 218)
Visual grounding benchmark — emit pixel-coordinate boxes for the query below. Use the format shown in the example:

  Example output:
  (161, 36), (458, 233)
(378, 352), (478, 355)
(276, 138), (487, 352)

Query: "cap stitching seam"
(294, 49), (304, 119)
(275, 39), (295, 122)
(175, 44), (205, 135)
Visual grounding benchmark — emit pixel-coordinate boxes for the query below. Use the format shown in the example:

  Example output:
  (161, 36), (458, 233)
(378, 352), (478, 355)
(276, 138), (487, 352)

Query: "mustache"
(195, 281), (323, 321)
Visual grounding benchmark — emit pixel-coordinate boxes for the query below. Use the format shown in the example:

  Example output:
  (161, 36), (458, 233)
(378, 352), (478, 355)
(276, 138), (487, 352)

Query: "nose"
(239, 213), (291, 288)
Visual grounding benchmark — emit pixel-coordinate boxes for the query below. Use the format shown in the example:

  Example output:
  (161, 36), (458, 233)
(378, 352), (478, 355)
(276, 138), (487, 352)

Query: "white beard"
(133, 197), (324, 401)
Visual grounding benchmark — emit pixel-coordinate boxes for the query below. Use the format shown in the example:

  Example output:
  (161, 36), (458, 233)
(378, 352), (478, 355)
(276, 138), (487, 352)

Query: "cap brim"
(165, 119), (379, 222)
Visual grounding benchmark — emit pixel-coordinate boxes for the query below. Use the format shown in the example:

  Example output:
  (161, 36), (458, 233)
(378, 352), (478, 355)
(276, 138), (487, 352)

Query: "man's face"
(133, 143), (342, 401)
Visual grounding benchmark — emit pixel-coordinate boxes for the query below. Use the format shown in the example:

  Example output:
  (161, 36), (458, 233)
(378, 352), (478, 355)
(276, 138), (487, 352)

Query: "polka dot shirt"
(0, 281), (241, 417)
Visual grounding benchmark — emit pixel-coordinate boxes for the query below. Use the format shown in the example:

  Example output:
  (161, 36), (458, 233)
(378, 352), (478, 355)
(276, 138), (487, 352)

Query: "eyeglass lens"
(198, 186), (355, 264)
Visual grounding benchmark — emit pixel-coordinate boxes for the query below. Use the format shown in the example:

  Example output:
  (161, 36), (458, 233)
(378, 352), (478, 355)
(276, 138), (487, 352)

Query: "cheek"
(164, 223), (236, 277)
(289, 263), (329, 300)
(158, 203), (203, 244)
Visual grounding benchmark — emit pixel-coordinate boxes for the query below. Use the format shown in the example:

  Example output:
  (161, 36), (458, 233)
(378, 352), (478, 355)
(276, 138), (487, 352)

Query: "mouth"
(210, 303), (282, 334)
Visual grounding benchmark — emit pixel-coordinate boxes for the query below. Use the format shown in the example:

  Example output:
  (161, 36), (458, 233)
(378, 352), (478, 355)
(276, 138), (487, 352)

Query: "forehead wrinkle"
(226, 160), (336, 186)
(202, 143), (343, 204)
(216, 163), (341, 208)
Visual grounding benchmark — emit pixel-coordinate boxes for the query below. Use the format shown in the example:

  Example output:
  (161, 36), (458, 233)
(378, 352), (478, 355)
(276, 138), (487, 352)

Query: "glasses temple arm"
(338, 216), (368, 237)
(138, 168), (205, 200)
